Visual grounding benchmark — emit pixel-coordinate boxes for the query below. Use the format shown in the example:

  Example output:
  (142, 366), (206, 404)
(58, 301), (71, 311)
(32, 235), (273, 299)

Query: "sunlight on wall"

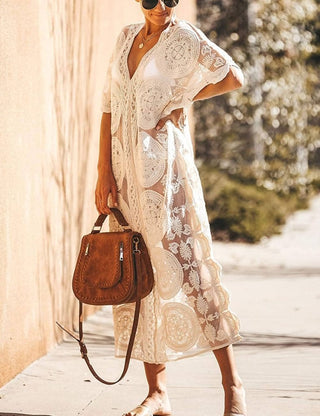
(0, 0), (196, 387)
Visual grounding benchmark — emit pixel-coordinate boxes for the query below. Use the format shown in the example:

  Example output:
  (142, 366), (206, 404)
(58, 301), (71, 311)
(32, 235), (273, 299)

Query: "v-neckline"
(126, 20), (174, 82)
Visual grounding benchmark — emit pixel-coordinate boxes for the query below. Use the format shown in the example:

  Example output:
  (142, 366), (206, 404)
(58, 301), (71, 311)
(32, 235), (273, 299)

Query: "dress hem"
(114, 334), (243, 364)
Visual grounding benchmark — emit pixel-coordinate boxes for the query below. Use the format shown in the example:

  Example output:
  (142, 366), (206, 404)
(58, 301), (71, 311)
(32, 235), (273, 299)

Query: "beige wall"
(0, 1), (196, 387)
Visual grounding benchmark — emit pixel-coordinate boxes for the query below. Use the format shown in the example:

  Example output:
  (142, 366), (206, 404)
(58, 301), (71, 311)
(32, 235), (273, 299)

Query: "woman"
(95, 1), (247, 415)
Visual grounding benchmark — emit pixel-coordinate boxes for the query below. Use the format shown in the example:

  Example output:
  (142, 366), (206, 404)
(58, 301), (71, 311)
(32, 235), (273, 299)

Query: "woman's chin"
(149, 15), (171, 26)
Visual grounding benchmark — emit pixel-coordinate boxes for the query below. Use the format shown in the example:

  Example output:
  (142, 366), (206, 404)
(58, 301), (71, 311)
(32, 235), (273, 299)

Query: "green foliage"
(198, 164), (309, 243)
(196, 0), (320, 194)
(194, 0), (320, 242)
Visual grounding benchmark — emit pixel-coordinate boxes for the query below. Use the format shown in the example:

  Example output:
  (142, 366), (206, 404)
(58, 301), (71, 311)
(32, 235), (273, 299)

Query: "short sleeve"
(161, 21), (242, 117)
(100, 28), (126, 113)
(184, 22), (241, 103)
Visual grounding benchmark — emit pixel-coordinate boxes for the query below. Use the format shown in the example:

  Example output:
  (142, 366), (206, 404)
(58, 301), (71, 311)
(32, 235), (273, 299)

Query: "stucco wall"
(0, 0), (196, 387)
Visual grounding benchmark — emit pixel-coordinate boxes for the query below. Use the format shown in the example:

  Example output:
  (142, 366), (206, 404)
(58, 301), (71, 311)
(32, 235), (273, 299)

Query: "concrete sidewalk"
(1, 197), (320, 416)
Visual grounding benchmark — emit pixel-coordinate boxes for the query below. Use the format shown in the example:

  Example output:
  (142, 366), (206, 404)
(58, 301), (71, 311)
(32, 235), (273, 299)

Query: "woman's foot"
(222, 379), (247, 416)
(122, 388), (172, 416)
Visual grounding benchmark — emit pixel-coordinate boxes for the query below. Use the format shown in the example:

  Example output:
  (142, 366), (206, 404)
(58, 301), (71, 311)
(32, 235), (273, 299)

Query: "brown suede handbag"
(56, 207), (154, 385)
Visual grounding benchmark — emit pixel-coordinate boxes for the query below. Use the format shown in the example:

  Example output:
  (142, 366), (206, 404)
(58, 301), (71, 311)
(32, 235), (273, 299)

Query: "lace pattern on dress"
(101, 19), (243, 363)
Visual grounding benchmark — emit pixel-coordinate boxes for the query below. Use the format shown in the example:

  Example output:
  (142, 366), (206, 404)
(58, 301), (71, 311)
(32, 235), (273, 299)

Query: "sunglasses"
(142, 0), (179, 10)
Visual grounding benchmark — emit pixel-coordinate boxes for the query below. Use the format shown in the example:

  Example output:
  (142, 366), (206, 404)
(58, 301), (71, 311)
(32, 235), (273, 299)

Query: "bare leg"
(123, 347), (246, 415)
(123, 362), (172, 416)
(213, 345), (247, 415)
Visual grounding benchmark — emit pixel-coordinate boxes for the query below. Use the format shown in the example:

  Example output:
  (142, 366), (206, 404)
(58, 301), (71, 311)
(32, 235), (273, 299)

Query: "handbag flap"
(72, 227), (154, 306)
(79, 233), (128, 289)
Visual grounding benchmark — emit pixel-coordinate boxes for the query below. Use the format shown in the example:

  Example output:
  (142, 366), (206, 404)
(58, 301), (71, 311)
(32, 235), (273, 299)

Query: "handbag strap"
(56, 249), (142, 385)
(91, 208), (130, 234)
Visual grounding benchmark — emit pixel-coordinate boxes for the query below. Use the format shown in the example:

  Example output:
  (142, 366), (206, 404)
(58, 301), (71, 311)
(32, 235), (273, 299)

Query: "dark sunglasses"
(142, 0), (179, 10)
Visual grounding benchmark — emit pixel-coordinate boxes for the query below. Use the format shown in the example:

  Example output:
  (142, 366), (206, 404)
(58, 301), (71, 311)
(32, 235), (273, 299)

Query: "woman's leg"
(124, 347), (246, 415)
(213, 345), (247, 415)
(124, 362), (172, 416)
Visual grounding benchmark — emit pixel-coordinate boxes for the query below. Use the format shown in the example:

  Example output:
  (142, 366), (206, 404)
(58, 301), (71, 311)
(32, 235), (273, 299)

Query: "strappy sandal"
(122, 403), (172, 416)
(223, 384), (247, 416)
(223, 413), (245, 416)
(121, 404), (152, 416)
(224, 413), (245, 416)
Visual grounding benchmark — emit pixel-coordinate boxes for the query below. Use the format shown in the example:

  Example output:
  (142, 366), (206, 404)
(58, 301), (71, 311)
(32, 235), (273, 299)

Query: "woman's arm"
(155, 66), (244, 130)
(97, 112), (112, 170)
(95, 112), (118, 215)
(192, 66), (244, 102)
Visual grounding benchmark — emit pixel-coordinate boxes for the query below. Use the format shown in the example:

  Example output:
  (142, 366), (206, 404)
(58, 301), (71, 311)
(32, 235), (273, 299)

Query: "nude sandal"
(224, 413), (245, 416)
(122, 403), (172, 416)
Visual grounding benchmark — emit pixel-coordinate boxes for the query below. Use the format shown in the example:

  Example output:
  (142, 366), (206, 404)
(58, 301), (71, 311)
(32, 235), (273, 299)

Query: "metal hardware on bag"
(133, 236), (141, 253)
(119, 242), (124, 261)
(56, 208), (155, 386)
(80, 342), (88, 358)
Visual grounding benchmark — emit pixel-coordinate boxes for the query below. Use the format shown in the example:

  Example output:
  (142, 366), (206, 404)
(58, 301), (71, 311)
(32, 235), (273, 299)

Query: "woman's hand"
(95, 166), (118, 215)
(155, 107), (185, 131)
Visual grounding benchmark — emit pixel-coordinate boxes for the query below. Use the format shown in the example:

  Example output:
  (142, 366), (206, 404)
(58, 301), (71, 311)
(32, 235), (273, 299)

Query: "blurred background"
(0, 0), (319, 397)
(196, 0), (320, 243)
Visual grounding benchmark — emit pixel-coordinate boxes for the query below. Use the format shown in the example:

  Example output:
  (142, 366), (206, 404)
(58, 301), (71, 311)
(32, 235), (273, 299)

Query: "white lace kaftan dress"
(100, 17), (243, 364)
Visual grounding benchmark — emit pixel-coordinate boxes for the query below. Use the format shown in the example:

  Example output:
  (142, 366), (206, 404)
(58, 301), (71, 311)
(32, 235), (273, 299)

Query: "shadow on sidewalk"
(239, 332), (320, 347)
(0, 414), (52, 416)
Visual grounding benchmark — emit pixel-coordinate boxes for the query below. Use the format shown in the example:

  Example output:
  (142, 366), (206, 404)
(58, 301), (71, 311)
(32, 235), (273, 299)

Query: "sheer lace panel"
(102, 19), (243, 363)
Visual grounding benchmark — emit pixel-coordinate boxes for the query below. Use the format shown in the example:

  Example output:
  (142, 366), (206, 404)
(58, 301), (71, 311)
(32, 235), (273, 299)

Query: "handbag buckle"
(133, 236), (141, 253)
(79, 341), (88, 358)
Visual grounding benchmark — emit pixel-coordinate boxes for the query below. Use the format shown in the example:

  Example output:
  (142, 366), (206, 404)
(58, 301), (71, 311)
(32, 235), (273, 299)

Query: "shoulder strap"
(56, 250), (142, 385)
